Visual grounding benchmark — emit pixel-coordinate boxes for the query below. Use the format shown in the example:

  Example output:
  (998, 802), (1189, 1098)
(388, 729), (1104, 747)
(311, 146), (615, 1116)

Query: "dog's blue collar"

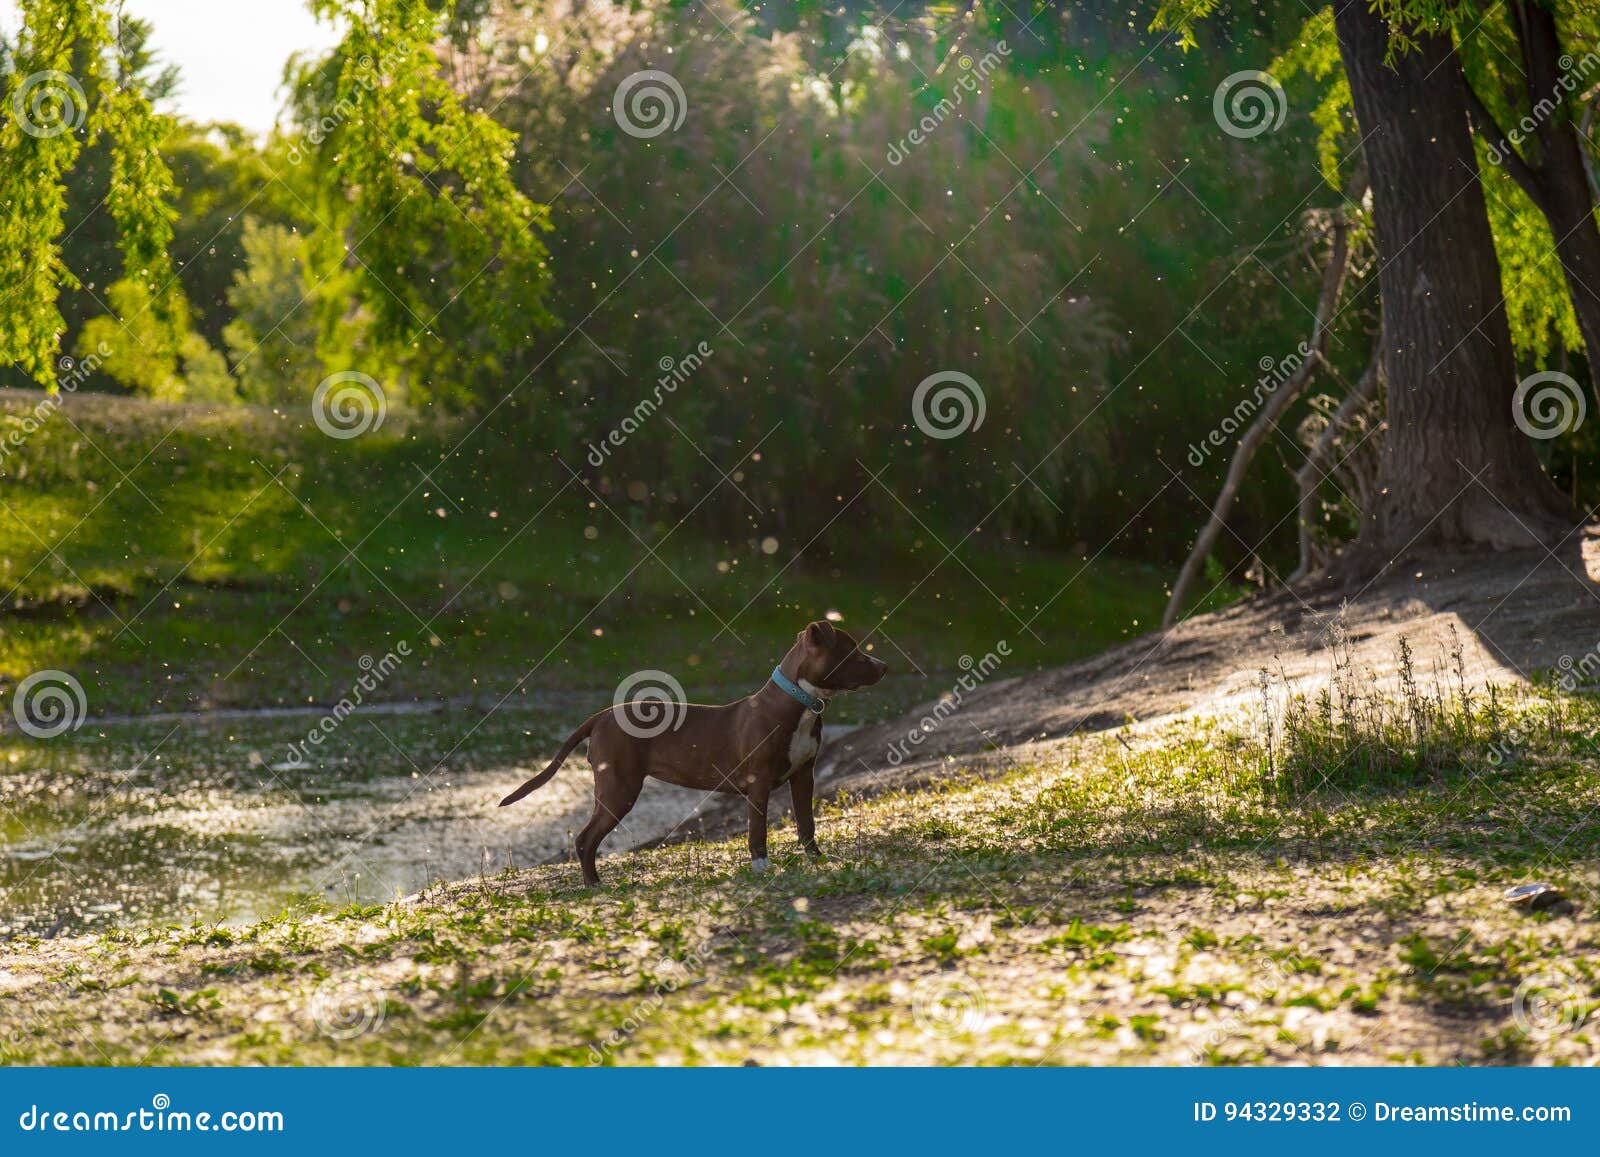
(771, 666), (827, 713)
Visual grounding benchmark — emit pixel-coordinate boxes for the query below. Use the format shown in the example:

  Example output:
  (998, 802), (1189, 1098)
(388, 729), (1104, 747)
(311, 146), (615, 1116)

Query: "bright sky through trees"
(0, 0), (337, 131)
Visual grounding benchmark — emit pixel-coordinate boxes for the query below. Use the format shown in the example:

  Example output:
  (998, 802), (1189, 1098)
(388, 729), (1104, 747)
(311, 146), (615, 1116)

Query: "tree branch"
(1291, 336), (1383, 583)
(1161, 203), (1356, 630)
(1463, 82), (1545, 209)
(1579, 98), (1600, 205)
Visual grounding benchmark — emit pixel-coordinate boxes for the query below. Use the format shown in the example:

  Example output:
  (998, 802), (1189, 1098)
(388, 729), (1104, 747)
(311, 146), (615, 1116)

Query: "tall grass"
(1254, 626), (1581, 796)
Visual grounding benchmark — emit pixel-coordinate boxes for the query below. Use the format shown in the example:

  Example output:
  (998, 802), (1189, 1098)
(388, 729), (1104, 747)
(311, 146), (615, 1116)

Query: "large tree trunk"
(1332, 0), (1574, 571)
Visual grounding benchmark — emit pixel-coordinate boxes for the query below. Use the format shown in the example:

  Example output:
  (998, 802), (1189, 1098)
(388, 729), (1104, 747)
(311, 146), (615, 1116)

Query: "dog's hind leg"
(576, 766), (643, 886)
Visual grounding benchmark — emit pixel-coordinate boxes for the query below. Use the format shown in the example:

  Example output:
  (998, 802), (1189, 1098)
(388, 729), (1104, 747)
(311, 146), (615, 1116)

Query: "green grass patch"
(0, 391), (1180, 715)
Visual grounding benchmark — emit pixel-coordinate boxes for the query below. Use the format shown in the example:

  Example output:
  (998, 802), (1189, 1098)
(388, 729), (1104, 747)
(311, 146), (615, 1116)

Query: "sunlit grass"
(5, 675), (1598, 1066)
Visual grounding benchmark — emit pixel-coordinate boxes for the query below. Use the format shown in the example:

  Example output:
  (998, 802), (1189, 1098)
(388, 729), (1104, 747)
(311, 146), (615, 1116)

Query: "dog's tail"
(499, 711), (603, 806)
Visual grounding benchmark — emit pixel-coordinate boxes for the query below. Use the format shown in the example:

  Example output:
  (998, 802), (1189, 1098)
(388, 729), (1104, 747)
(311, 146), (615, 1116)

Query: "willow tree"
(0, 0), (182, 385)
(3, 0), (553, 406)
(1157, 0), (1577, 574)
(1458, 1), (1600, 394)
(294, 0), (556, 406)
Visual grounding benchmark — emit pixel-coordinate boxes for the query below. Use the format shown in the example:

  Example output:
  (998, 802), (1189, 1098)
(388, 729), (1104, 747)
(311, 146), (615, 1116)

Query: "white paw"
(749, 857), (771, 874)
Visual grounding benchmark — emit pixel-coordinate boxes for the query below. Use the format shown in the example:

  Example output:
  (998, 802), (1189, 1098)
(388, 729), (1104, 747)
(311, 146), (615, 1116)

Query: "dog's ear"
(806, 620), (836, 649)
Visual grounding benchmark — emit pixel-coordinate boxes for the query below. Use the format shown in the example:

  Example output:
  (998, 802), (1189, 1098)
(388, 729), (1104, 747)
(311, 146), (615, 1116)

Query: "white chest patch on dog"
(788, 710), (822, 771)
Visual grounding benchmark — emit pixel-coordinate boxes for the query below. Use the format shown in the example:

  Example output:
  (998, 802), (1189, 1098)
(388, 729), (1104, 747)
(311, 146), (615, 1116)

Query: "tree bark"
(1332, 0), (1574, 571)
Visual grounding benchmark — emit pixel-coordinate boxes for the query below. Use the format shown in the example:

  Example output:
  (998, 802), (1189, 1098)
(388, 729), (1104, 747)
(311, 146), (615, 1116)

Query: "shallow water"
(0, 706), (513, 937)
(0, 682), (919, 939)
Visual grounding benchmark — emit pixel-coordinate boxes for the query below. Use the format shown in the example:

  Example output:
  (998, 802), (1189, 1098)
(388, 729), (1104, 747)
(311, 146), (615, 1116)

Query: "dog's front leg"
(746, 786), (771, 872)
(790, 760), (822, 859)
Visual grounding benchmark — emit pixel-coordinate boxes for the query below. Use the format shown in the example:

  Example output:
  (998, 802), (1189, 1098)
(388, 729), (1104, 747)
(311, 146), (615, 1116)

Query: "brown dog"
(500, 621), (887, 884)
